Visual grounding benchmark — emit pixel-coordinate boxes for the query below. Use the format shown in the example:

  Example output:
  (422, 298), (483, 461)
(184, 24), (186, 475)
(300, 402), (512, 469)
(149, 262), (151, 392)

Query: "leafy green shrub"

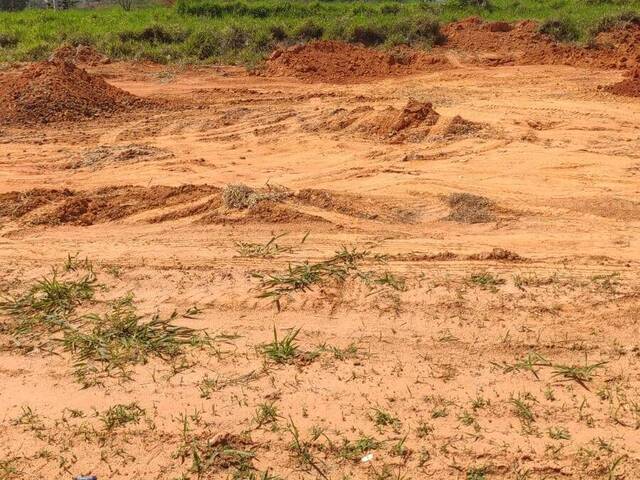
(175, 0), (314, 18)
(393, 16), (445, 47)
(0, 33), (19, 49)
(0, 0), (27, 11)
(185, 29), (221, 59)
(119, 24), (188, 44)
(269, 24), (289, 42)
(380, 3), (401, 15)
(351, 3), (376, 15)
(221, 25), (250, 50)
(294, 20), (324, 41)
(414, 16), (445, 45)
(57, 32), (96, 47)
(21, 43), (50, 61)
(450, 0), (492, 8)
(349, 25), (387, 46)
(539, 18), (579, 42)
(589, 11), (640, 36)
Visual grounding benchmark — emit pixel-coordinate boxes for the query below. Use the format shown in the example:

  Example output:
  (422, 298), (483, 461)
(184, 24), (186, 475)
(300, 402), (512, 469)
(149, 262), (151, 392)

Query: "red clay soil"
(321, 99), (443, 141)
(0, 185), (218, 225)
(605, 68), (640, 97)
(442, 17), (640, 70)
(264, 40), (448, 83)
(0, 61), (146, 125)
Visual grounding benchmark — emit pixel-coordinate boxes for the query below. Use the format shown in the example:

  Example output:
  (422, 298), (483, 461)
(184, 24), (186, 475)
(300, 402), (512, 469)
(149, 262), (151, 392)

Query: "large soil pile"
(316, 99), (482, 142)
(323, 99), (440, 139)
(442, 17), (640, 69)
(605, 68), (640, 97)
(264, 40), (448, 83)
(0, 61), (146, 125)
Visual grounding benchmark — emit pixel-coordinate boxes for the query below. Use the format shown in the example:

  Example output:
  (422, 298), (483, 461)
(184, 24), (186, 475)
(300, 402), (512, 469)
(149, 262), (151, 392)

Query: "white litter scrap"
(361, 453), (374, 463)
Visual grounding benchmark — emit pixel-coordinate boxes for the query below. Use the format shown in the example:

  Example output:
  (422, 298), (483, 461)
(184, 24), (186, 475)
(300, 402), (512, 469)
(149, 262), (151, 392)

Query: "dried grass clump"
(445, 192), (495, 224)
(222, 183), (292, 210)
(222, 184), (256, 209)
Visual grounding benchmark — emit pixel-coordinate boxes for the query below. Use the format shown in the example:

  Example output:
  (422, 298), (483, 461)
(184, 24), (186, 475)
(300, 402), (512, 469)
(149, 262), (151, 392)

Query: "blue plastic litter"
(74, 476), (97, 480)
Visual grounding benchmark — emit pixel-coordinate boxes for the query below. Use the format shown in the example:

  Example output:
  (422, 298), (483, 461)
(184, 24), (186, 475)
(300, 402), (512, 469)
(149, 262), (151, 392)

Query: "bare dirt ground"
(1, 32), (640, 480)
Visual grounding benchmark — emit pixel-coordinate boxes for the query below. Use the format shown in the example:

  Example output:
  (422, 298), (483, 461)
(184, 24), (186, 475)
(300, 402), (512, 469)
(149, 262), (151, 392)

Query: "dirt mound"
(0, 185), (218, 225)
(296, 188), (417, 223)
(264, 40), (448, 83)
(49, 44), (110, 66)
(429, 115), (483, 138)
(0, 61), (147, 125)
(322, 99), (440, 141)
(442, 17), (640, 69)
(317, 99), (481, 142)
(67, 144), (173, 170)
(200, 200), (327, 225)
(0, 189), (70, 219)
(604, 68), (640, 97)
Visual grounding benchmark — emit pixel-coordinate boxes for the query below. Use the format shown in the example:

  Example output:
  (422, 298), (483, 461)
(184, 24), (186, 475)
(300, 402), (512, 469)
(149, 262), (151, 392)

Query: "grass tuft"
(262, 326), (300, 364)
(0, 265), (96, 348)
(100, 402), (146, 431)
(62, 294), (212, 386)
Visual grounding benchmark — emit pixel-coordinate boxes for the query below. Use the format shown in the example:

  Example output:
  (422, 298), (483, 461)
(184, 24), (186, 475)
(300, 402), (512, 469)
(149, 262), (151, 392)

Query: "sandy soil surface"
(1, 46), (640, 480)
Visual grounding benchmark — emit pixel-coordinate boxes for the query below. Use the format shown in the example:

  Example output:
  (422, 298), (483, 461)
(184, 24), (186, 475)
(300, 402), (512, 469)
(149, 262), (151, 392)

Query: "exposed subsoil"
(0, 60), (149, 125)
(605, 67), (640, 97)
(442, 16), (640, 69)
(0, 185), (218, 225)
(264, 40), (449, 83)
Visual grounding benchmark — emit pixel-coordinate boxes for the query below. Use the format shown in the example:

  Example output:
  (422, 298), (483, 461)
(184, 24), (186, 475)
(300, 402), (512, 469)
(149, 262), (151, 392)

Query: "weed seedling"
(262, 327), (300, 364)
(100, 403), (145, 431)
(254, 402), (280, 429)
(551, 361), (606, 390)
(548, 426), (571, 440)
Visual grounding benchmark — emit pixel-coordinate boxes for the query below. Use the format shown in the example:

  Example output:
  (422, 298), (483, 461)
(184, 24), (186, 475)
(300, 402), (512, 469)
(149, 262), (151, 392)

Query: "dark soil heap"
(605, 68), (640, 97)
(264, 40), (448, 83)
(0, 60), (146, 125)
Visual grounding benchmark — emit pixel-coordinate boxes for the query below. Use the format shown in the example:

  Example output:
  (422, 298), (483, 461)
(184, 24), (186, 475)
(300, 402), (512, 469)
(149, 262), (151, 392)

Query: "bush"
(0, 0), (27, 11)
(349, 25), (387, 46)
(269, 25), (289, 42)
(185, 29), (221, 60)
(589, 11), (640, 36)
(0, 33), (19, 49)
(57, 32), (96, 47)
(221, 25), (250, 50)
(451, 0), (492, 8)
(380, 3), (401, 15)
(294, 20), (324, 41)
(119, 25), (188, 44)
(22, 43), (50, 61)
(539, 18), (579, 42)
(387, 17), (444, 47)
(175, 0), (314, 18)
(351, 3), (376, 16)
